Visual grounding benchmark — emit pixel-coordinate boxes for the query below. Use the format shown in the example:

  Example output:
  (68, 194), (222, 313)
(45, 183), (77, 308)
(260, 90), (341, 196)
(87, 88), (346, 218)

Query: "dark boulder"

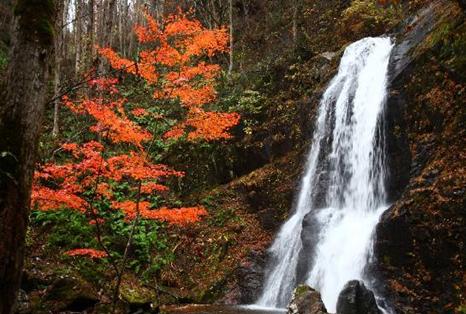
(222, 250), (267, 304)
(237, 251), (266, 303)
(42, 277), (99, 312)
(336, 280), (381, 314)
(20, 269), (51, 293)
(296, 211), (321, 280)
(287, 285), (327, 314)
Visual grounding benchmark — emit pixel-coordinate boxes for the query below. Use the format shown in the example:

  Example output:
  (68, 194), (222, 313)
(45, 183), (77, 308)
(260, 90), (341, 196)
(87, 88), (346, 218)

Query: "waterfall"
(256, 37), (394, 313)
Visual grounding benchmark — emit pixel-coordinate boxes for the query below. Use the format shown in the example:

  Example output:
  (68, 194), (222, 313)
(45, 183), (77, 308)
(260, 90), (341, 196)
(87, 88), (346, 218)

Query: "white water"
(256, 37), (394, 312)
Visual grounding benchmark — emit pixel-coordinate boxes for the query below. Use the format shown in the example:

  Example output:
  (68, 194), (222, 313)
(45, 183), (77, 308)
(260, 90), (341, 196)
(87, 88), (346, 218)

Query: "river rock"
(336, 280), (381, 314)
(287, 285), (327, 314)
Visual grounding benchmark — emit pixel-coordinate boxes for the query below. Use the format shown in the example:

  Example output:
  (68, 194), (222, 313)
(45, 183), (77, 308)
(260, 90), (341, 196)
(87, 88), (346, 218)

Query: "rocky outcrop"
(374, 1), (465, 313)
(287, 285), (327, 314)
(336, 281), (381, 314)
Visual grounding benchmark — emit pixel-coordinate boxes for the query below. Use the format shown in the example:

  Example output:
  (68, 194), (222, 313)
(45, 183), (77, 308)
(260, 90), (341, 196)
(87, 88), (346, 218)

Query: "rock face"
(235, 251), (267, 304)
(336, 281), (381, 314)
(373, 1), (466, 313)
(287, 285), (327, 314)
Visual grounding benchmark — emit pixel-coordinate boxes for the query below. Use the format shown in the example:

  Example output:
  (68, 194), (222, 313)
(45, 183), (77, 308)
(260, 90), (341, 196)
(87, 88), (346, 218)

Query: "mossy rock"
(287, 284), (327, 314)
(295, 284), (312, 298)
(41, 277), (99, 312)
(119, 282), (158, 307)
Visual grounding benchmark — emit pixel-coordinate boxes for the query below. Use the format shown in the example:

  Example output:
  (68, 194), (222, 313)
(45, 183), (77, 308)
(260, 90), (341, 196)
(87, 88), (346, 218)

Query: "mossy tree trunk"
(0, 0), (55, 313)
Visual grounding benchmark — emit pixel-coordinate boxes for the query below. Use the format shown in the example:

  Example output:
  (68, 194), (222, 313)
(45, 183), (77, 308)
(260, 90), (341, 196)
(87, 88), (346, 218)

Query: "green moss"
(120, 285), (157, 305)
(415, 5), (465, 76)
(0, 41), (8, 72)
(341, 0), (401, 36)
(421, 13), (466, 78)
(295, 284), (311, 297)
(440, 24), (466, 76)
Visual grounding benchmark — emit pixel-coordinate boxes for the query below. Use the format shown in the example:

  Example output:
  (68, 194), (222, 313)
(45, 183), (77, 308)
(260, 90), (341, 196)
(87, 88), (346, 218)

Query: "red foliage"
(65, 248), (108, 259)
(112, 200), (207, 224)
(64, 98), (151, 148)
(32, 141), (181, 212)
(98, 10), (238, 141)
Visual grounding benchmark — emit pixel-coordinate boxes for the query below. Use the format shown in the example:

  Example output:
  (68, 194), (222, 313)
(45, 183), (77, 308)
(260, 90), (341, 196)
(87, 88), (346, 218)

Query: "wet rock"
(308, 53), (335, 83)
(336, 280), (381, 314)
(235, 250), (267, 304)
(383, 88), (411, 203)
(42, 277), (99, 312)
(375, 207), (413, 268)
(388, 1), (447, 82)
(221, 250), (267, 304)
(287, 285), (327, 314)
(296, 212), (321, 280)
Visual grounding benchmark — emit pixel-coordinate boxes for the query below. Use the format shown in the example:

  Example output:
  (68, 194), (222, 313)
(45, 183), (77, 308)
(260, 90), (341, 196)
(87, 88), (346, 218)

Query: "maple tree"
(32, 10), (239, 259)
(98, 10), (240, 141)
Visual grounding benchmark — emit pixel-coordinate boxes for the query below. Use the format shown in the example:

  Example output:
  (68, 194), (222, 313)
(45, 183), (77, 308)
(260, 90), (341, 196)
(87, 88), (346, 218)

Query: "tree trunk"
(74, 0), (83, 79)
(155, 0), (166, 25)
(104, 0), (116, 47)
(118, 0), (124, 54)
(228, 0), (233, 75)
(52, 0), (65, 137)
(88, 0), (95, 60)
(292, 0), (298, 47)
(0, 1), (55, 313)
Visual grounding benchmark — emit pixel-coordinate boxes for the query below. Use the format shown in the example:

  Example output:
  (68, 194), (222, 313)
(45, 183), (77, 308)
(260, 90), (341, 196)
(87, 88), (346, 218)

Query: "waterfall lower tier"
(256, 37), (394, 313)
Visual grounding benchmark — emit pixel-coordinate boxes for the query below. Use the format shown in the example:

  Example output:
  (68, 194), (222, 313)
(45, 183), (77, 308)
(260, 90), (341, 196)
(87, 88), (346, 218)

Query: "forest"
(0, 0), (464, 314)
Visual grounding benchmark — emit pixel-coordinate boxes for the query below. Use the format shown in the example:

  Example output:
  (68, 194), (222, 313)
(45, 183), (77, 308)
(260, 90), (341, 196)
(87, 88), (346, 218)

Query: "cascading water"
(256, 37), (394, 313)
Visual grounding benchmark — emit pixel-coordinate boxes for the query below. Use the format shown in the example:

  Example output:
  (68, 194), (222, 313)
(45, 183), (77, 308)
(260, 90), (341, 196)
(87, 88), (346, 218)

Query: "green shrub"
(30, 204), (173, 282)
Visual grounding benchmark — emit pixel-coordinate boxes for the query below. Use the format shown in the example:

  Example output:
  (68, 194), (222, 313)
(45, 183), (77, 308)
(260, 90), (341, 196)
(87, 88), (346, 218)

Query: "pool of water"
(164, 304), (286, 314)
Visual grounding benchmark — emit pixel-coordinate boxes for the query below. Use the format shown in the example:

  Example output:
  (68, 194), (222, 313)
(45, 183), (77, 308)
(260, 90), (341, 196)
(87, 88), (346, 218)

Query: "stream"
(165, 305), (286, 314)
